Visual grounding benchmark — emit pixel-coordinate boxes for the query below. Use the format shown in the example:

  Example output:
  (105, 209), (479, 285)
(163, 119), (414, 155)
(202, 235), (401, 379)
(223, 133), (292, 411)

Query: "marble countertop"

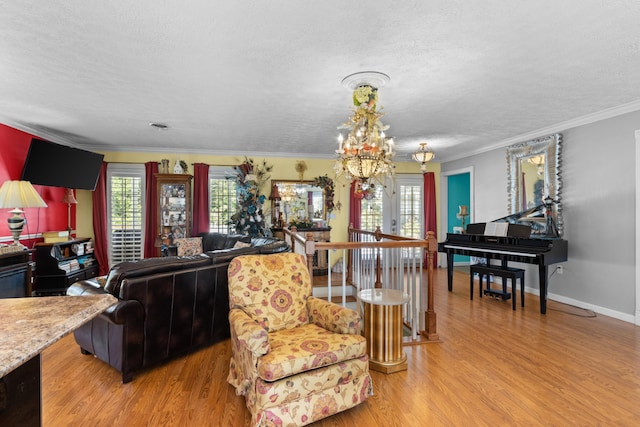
(0, 294), (117, 377)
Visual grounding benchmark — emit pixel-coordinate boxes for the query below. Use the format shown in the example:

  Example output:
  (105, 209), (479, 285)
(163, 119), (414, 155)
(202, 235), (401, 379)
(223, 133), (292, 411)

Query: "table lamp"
(62, 188), (77, 234)
(0, 180), (48, 246)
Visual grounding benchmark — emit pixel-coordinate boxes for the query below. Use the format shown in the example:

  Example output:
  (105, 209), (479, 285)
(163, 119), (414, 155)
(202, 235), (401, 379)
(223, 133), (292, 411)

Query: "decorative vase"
(173, 159), (183, 174)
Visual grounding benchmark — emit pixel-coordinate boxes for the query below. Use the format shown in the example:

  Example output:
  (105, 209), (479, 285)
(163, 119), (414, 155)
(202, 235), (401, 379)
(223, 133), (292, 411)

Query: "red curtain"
(349, 181), (361, 230)
(92, 162), (109, 275)
(192, 163), (210, 235)
(143, 162), (158, 258)
(423, 172), (437, 268)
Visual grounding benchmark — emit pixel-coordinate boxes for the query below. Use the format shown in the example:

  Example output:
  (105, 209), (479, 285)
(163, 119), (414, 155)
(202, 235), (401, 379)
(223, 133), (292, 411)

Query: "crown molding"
(440, 99), (640, 163)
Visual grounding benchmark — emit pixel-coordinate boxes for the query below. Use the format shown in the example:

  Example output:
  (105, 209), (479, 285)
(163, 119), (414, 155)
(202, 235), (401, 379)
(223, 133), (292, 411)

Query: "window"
(208, 166), (237, 233)
(107, 164), (145, 264)
(398, 184), (422, 238)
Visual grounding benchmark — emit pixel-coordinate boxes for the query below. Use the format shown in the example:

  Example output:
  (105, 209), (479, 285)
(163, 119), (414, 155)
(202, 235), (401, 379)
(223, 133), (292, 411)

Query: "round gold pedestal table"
(359, 288), (409, 374)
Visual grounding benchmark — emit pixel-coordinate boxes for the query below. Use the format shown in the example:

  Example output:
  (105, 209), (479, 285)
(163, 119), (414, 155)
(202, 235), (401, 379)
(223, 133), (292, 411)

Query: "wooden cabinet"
(156, 174), (192, 252)
(33, 238), (98, 296)
(0, 250), (33, 298)
(273, 227), (331, 275)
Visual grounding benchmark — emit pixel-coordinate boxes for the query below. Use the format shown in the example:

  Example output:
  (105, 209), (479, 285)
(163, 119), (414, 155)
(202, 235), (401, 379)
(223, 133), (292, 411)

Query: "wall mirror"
(271, 180), (327, 228)
(506, 133), (563, 236)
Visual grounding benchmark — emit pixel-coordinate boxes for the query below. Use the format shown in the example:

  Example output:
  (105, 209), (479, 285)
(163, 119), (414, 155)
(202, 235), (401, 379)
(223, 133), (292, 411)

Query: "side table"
(359, 288), (409, 373)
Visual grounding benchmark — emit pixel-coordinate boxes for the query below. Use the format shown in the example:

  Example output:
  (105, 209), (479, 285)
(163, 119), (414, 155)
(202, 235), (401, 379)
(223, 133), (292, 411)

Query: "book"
(43, 231), (70, 238)
(43, 230), (70, 243)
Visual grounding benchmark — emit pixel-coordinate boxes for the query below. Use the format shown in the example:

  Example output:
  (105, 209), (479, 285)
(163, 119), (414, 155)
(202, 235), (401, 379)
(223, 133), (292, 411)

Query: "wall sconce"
(0, 180), (48, 247)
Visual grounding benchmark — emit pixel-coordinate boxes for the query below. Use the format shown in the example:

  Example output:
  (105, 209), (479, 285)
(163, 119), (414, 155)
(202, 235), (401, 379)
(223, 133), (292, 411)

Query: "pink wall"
(0, 124), (72, 247)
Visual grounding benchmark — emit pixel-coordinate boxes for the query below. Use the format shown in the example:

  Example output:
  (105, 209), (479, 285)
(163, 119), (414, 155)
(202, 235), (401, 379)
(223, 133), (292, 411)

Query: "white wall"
(441, 109), (640, 321)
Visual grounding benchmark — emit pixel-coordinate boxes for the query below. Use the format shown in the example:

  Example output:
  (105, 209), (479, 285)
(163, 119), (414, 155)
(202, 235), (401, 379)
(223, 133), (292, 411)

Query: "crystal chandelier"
(412, 142), (435, 172)
(334, 72), (395, 189)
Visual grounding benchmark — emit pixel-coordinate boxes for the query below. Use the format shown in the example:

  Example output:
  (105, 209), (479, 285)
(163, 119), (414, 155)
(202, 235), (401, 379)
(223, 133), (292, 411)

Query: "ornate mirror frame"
(506, 133), (563, 236)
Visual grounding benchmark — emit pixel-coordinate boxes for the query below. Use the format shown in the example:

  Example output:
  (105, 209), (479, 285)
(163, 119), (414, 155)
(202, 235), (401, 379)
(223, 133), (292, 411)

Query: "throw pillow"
(174, 237), (203, 256)
(233, 241), (251, 249)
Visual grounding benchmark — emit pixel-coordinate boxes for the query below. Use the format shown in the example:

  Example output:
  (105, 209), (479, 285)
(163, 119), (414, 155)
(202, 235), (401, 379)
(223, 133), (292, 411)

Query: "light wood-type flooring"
(41, 267), (640, 426)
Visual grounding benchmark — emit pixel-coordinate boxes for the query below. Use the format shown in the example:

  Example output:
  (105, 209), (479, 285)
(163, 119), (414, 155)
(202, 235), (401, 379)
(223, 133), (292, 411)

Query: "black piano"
(438, 204), (568, 314)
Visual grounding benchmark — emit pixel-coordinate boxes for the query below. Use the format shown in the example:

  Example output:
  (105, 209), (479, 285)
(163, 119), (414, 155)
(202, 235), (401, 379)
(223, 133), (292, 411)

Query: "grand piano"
(438, 203), (568, 314)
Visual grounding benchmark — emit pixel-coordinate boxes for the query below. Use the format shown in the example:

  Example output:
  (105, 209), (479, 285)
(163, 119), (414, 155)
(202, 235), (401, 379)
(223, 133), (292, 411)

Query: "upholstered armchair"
(227, 253), (372, 426)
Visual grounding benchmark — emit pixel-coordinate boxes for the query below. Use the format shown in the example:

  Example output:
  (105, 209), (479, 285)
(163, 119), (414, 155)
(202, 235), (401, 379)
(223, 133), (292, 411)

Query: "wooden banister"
(282, 226), (440, 342)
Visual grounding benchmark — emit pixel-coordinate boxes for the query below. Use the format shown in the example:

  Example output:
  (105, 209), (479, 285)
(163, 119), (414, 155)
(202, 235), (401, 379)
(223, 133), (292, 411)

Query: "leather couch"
(67, 235), (289, 383)
(166, 232), (290, 256)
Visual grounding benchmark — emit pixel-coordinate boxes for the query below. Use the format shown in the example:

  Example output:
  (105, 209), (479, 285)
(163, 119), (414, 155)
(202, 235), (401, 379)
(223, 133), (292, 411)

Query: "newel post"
(305, 232), (315, 276)
(374, 226), (382, 288)
(422, 231), (440, 341)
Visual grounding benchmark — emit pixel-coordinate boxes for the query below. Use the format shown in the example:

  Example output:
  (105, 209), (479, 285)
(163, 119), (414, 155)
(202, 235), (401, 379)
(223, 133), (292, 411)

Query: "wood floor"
(41, 267), (640, 426)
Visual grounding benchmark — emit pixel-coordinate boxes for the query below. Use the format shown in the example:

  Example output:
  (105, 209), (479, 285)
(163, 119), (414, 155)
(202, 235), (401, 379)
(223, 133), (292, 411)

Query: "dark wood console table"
(0, 250), (34, 298)
(272, 226), (331, 275)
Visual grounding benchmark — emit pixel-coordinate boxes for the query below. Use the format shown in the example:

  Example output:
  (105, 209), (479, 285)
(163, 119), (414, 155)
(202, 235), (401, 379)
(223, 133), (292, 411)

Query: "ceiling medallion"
(334, 71), (395, 193)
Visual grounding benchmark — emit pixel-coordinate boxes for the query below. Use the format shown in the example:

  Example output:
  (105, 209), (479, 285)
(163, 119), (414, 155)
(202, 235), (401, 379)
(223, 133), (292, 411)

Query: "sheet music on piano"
(484, 222), (509, 236)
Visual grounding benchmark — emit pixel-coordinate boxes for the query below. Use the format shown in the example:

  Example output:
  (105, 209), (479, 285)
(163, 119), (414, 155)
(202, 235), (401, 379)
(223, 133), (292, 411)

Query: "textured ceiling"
(2, 1), (640, 162)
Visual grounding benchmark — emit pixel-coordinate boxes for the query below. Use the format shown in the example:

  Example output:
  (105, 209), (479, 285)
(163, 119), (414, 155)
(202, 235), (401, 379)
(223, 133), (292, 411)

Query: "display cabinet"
(33, 238), (98, 296)
(156, 174), (192, 253)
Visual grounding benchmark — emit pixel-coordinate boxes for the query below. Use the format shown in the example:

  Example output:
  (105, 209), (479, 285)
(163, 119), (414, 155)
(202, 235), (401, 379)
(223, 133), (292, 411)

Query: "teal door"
(447, 172), (470, 264)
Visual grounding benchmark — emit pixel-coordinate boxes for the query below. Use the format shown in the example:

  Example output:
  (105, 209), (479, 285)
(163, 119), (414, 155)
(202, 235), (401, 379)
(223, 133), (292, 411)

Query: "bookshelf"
(33, 238), (99, 296)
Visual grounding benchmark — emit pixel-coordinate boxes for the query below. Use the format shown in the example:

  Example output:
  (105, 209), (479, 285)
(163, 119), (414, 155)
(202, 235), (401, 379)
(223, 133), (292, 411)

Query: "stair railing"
(284, 226), (439, 342)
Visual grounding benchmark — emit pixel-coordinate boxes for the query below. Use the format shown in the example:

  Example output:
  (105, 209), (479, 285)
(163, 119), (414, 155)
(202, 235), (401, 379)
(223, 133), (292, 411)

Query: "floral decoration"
(289, 218), (315, 229)
(352, 84), (378, 110)
(354, 181), (376, 200)
(229, 157), (273, 237)
(312, 175), (335, 213)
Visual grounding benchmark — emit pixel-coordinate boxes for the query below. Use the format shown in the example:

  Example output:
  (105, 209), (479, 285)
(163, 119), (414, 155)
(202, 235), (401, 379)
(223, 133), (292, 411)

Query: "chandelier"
(527, 154), (545, 176)
(412, 142), (435, 172)
(334, 72), (395, 188)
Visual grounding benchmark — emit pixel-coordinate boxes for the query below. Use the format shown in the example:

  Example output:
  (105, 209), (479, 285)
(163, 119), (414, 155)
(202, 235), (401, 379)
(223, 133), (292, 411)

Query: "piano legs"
(446, 252), (455, 292)
(538, 263), (548, 314)
(444, 252), (549, 314)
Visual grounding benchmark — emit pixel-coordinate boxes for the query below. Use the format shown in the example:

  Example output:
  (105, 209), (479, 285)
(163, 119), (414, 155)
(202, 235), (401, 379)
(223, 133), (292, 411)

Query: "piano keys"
(438, 222), (568, 314)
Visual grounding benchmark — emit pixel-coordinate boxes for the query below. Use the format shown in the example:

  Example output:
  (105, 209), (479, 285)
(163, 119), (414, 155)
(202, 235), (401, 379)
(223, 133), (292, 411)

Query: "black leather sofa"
(166, 232), (290, 256)
(67, 234), (289, 383)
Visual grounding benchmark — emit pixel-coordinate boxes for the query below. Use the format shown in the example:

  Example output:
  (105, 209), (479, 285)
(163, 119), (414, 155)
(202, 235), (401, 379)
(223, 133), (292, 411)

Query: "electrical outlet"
(557, 265), (564, 275)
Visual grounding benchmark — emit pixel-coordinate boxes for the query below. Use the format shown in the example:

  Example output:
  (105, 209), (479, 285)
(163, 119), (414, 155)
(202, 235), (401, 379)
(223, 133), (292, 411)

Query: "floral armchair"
(227, 253), (372, 426)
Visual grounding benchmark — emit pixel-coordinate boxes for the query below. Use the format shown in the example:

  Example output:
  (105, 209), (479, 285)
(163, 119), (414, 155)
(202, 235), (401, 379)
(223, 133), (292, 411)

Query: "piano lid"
(469, 201), (560, 238)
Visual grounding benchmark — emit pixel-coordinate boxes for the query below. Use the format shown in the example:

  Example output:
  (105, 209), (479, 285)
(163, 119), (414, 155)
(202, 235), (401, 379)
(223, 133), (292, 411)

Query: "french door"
(362, 174), (424, 238)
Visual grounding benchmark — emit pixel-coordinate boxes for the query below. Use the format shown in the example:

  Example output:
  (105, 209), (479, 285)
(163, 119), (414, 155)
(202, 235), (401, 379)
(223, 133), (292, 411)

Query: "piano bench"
(470, 264), (525, 310)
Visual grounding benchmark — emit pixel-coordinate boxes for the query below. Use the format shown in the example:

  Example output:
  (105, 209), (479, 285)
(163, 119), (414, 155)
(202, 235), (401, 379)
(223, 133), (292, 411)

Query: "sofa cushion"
(251, 237), (290, 254)
(224, 234), (252, 249)
(205, 246), (258, 264)
(200, 232), (251, 251)
(254, 354), (370, 409)
(104, 254), (212, 295)
(256, 323), (367, 382)
(174, 237), (203, 256)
